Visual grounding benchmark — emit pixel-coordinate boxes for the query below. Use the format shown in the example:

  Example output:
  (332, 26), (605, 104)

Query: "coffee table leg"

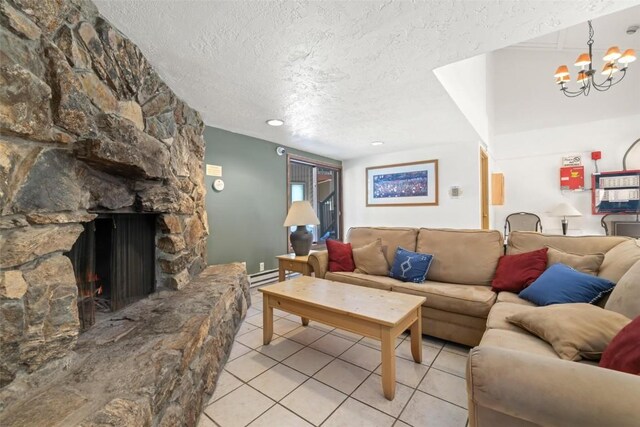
(301, 317), (309, 326)
(263, 295), (273, 345)
(380, 328), (396, 400)
(410, 309), (422, 363)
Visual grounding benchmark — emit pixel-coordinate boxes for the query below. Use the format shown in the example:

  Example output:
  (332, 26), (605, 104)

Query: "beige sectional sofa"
(467, 232), (640, 427)
(309, 227), (640, 426)
(309, 227), (504, 346)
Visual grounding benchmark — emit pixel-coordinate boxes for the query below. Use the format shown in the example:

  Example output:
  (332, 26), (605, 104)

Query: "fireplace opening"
(66, 214), (157, 330)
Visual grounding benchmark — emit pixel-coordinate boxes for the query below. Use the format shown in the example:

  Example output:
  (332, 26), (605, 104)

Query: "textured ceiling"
(94, 1), (638, 160)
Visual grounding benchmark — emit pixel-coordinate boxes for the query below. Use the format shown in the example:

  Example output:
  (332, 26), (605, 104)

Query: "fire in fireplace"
(66, 214), (157, 330)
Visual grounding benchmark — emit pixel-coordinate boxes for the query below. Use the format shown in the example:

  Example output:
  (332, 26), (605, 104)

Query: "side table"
(276, 253), (314, 282)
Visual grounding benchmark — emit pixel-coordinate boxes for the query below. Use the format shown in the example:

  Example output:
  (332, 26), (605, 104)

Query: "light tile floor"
(200, 287), (470, 427)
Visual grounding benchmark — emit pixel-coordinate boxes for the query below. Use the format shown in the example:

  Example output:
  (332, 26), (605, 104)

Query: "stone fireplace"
(67, 213), (158, 329)
(0, 1), (248, 424)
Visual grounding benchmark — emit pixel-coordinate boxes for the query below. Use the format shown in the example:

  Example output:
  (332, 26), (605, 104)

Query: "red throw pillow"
(491, 248), (548, 293)
(599, 315), (640, 375)
(326, 239), (355, 272)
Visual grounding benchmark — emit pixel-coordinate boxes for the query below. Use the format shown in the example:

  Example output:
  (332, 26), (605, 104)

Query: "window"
(287, 156), (342, 247)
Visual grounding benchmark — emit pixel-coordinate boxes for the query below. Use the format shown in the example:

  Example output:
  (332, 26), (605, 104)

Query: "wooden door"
(480, 149), (489, 229)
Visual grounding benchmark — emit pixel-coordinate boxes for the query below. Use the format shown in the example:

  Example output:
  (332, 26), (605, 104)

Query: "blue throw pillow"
(519, 263), (615, 306)
(389, 247), (434, 283)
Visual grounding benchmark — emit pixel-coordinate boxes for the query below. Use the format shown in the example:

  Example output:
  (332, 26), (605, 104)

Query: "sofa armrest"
(308, 250), (329, 279)
(467, 346), (640, 427)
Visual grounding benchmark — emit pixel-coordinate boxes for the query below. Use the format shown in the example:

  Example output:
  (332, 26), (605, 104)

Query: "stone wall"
(0, 0), (209, 389)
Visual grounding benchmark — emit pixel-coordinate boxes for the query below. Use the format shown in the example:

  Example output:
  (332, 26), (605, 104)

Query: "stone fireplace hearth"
(0, 1), (245, 423)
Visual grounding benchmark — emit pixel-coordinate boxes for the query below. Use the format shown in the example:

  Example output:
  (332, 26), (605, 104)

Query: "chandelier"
(554, 20), (636, 97)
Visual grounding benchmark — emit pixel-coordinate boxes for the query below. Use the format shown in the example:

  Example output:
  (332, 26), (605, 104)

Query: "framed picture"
(366, 159), (438, 206)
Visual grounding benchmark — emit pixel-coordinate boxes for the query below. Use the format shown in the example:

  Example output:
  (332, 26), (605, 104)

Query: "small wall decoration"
(366, 159), (438, 206)
(562, 155), (582, 167)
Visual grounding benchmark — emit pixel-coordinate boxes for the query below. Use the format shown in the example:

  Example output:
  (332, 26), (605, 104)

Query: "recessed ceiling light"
(266, 119), (284, 127)
(371, 141), (384, 146)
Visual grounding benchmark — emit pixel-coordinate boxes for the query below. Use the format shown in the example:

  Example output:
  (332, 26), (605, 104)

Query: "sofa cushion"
(507, 231), (628, 256)
(546, 247), (604, 275)
(507, 303), (631, 361)
(352, 239), (389, 276)
(479, 328), (560, 359)
(391, 281), (496, 317)
(605, 260), (640, 319)
(519, 264), (615, 306)
(486, 302), (536, 333)
(599, 315), (640, 375)
(491, 248), (548, 293)
(324, 271), (399, 291)
(496, 292), (536, 306)
(416, 228), (503, 285)
(598, 239), (640, 283)
(326, 239), (355, 272)
(347, 227), (418, 266)
(389, 247), (433, 283)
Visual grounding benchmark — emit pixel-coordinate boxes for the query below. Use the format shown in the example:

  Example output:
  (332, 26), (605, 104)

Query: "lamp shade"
(283, 201), (320, 227)
(603, 46), (622, 62)
(577, 70), (589, 84)
(554, 65), (570, 78)
(574, 53), (591, 67)
(550, 202), (582, 218)
(619, 49), (637, 64)
(601, 62), (619, 76)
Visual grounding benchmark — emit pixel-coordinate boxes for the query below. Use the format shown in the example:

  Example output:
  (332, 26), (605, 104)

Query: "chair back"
(505, 212), (542, 239)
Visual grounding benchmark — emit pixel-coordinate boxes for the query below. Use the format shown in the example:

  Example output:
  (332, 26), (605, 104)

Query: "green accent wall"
(203, 127), (341, 275)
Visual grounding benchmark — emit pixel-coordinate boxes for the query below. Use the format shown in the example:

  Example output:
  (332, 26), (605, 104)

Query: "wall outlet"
(241, 261), (246, 268)
(259, 262), (265, 272)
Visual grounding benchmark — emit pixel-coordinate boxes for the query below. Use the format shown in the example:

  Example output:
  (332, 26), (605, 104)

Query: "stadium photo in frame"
(366, 159), (439, 206)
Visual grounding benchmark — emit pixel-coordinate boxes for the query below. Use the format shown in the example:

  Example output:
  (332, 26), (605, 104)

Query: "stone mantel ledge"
(0, 263), (250, 427)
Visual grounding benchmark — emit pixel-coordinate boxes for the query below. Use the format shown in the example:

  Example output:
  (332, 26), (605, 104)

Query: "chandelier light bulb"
(618, 49), (637, 64)
(574, 53), (591, 67)
(555, 75), (570, 84)
(603, 46), (622, 62)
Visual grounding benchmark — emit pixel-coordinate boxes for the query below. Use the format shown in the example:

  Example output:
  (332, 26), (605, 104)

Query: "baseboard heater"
(249, 269), (300, 287)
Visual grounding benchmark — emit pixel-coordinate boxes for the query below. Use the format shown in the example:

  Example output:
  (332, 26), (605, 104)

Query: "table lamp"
(283, 201), (320, 256)
(550, 202), (582, 235)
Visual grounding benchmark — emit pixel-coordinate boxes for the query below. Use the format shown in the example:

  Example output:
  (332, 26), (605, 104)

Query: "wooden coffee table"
(259, 276), (425, 400)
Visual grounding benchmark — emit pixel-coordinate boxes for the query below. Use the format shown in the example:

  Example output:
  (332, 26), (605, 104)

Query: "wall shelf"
(592, 170), (640, 214)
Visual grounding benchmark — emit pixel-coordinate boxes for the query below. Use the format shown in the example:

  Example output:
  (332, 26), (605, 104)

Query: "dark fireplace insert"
(66, 214), (157, 330)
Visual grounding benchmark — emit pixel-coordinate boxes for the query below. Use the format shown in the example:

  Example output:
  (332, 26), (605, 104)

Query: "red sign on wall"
(560, 166), (584, 190)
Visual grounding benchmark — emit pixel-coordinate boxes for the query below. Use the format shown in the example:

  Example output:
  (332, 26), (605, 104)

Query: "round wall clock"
(212, 179), (225, 192)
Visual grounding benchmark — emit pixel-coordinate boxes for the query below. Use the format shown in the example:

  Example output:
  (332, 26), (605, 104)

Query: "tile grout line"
(210, 300), (469, 427)
(208, 340), (467, 426)
(393, 345), (446, 426)
(251, 331), (407, 425)
(224, 328), (377, 426)
(316, 333), (452, 426)
(318, 368), (388, 426)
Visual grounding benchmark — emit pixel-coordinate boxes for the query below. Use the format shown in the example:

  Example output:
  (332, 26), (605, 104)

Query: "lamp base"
(290, 225), (313, 256)
(561, 219), (568, 236)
